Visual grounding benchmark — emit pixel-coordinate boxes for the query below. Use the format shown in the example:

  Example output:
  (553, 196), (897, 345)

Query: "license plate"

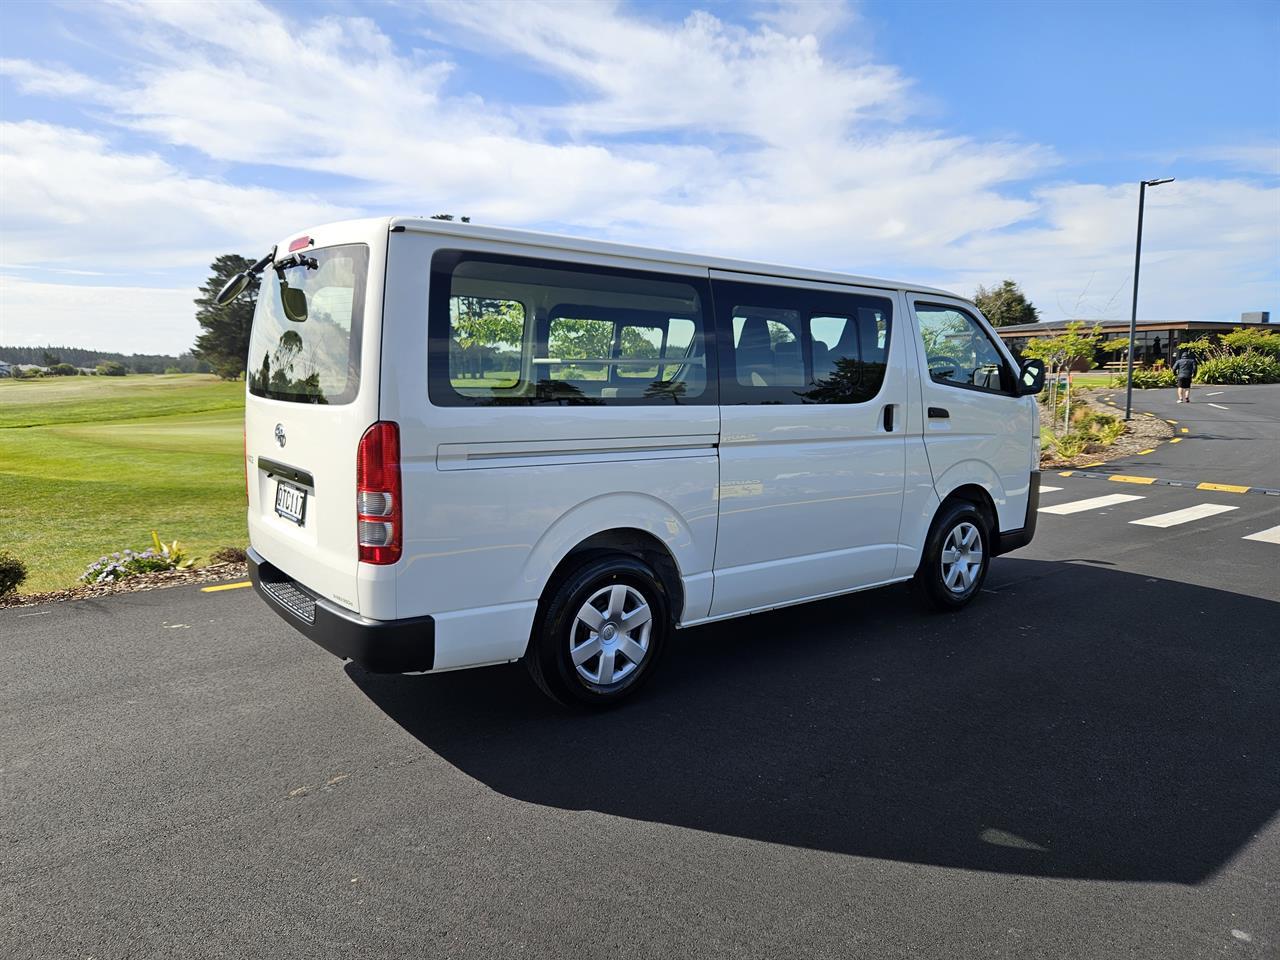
(275, 480), (307, 525)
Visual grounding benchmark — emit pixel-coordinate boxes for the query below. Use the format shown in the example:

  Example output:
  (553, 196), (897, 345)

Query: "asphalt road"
(5, 403), (1279, 960)
(1095, 383), (1280, 488)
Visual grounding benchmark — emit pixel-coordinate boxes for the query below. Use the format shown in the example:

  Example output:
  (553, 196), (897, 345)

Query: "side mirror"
(214, 272), (250, 306)
(1017, 358), (1046, 395)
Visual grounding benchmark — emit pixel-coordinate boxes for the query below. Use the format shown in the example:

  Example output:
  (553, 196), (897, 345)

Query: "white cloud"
(0, 275), (198, 355)
(0, 121), (352, 270)
(0, 0), (1275, 350)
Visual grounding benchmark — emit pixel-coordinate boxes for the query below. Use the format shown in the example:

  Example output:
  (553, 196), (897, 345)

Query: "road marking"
(17, 610), (51, 618)
(1130, 503), (1238, 528)
(1197, 482), (1251, 494)
(1205, 391), (1223, 396)
(1166, 419), (1178, 424)
(1039, 485), (1063, 493)
(1109, 475), (1158, 485)
(1169, 437), (1182, 443)
(1039, 493), (1145, 515)
(1207, 402), (1229, 410)
(1180, 427), (1189, 433)
(1243, 524), (1280, 544)
(201, 581), (252, 593)
(1136, 448), (1155, 455)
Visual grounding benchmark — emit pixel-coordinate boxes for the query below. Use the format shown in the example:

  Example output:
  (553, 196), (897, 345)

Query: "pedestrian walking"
(1173, 349), (1198, 403)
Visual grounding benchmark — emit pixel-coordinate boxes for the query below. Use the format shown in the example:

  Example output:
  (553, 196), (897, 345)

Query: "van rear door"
(245, 224), (386, 616)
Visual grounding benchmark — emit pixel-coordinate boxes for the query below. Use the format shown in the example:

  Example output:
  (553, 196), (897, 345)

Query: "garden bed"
(0, 561), (249, 609)
(1040, 391), (1173, 469)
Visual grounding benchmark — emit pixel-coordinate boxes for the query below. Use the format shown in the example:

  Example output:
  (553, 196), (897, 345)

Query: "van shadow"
(347, 559), (1280, 883)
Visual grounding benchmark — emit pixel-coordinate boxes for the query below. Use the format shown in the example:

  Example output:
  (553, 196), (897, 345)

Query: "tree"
(1022, 322), (1103, 433)
(974, 280), (1039, 328)
(193, 255), (259, 380)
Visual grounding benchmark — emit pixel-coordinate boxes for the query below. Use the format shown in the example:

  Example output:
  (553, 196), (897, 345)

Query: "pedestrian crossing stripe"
(1039, 493), (1145, 515)
(1130, 504), (1238, 528)
(1039, 485), (1063, 493)
(1243, 525), (1280, 544)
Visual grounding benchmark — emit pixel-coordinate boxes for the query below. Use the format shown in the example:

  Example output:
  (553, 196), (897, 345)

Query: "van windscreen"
(247, 243), (368, 404)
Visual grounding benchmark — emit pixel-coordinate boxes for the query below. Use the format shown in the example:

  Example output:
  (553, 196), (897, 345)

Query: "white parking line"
(1129, 503), (1238, 528)
(1243, 524), (1280, 545)
(1039, 485), (1063, 493)
(1205, 391), (1224, 396)
(1039, 493), (1145, 515)
(1207, 402), (1229, 410)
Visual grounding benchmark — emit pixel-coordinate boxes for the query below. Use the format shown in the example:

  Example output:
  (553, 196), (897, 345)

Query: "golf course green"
(1, 374), (246, 593)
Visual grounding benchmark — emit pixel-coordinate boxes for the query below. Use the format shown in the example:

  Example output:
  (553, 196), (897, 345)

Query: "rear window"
(247, 243), (368, 404)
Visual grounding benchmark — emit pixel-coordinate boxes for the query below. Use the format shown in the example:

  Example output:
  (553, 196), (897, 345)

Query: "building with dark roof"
(995, 316), (1274, 368)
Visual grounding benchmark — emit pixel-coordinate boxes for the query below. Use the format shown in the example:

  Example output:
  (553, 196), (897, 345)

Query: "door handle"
(928, 407), (950, 419)
(883, 404), (894, 432)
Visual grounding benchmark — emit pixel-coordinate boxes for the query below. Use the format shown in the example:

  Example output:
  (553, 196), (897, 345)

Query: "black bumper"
(993, 471), (1040, 556)
(248, 548), (434, 673)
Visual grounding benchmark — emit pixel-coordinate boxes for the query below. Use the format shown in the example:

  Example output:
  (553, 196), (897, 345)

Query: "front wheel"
(915, 501), (991, 611)
(524, 555), (669, 708)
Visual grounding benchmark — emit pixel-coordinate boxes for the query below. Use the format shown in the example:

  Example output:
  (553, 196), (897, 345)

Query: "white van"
(233, 217), (1045, 706)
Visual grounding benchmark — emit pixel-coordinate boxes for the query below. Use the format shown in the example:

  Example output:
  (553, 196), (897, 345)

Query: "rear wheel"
(915, 500), (991, 611)
(524, 555), (669, 708)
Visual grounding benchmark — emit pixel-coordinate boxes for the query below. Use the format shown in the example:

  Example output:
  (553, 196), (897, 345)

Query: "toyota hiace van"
(231, 217), (1045, 706)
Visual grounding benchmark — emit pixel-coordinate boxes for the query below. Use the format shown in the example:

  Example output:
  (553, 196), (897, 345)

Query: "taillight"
(356, 421), (401, 564)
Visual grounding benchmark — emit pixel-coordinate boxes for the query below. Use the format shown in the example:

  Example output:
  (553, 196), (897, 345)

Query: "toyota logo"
(274, 423), (286, 447)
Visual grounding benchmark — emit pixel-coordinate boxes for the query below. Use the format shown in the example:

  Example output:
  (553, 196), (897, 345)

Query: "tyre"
(524, 554), (669, 707)
(914, 500), (991, 611)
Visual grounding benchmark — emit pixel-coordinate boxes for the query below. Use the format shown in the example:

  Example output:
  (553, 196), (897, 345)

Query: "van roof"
(381, 216), (959, 299)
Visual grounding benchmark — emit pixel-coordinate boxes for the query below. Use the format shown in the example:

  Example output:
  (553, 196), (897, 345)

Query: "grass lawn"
(0, 374), (246, 593)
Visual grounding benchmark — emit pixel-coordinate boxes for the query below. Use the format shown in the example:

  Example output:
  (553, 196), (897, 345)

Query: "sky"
(1, 0), (1277, 356)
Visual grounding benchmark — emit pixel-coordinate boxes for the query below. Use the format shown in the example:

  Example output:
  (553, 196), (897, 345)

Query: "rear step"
(248, 548), (435, 673)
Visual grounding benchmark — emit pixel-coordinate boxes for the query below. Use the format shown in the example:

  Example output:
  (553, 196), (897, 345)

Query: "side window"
(450, 297), (525, 389)
(429, 251), (712, 406)
(915, 304), (1010, 393)
(715, 280), (893, 405)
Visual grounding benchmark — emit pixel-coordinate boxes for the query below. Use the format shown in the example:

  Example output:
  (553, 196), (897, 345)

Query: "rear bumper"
(993, 471), (1040, 556)
(248, 548), (434, 672)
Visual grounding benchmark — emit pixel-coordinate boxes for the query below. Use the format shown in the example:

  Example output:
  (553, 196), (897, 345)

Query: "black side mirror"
(1018, 358), (1046, 395)
(214, 273), (250, 306)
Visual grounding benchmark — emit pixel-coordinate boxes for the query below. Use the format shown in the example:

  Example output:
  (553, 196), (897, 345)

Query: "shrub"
(1195, 352), (1280, 385)
(1110, 368), (1175, 389)
(79, 531), (195, 584)
(1220, 328), (1280, 358)
(1052, 432), (1092, 460)
(164, 366), (182, 374)
(209, 546), (247, 564)
(0, 552), (28, 598)
(51, 362), (79, 376)
(96, 361), (127, 376)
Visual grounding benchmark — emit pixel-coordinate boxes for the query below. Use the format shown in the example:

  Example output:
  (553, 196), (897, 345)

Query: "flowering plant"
(80, 531), (194, 584)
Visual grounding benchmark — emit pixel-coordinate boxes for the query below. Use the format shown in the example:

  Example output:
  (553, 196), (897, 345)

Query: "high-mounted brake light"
(288, 235), (313, 253)
(356, 421), (402, 564)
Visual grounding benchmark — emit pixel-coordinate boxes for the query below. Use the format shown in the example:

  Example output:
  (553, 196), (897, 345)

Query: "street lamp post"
(1124, 177), (1175, 420)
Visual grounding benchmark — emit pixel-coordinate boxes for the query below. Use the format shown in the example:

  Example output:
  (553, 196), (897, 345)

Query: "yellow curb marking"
(1079, 461), (1105, 467)
(1180, 427), (1189, 434)
(201, 581), (252, 593)
(1109, 475), (1158, 485)
(1166, 419), (1178, 424)
(1058, 470), (1074, 477)
(1197, 482), (1251, 494)
(1136, 448), (1155, 455)
(1169, 437), (1182, 443)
